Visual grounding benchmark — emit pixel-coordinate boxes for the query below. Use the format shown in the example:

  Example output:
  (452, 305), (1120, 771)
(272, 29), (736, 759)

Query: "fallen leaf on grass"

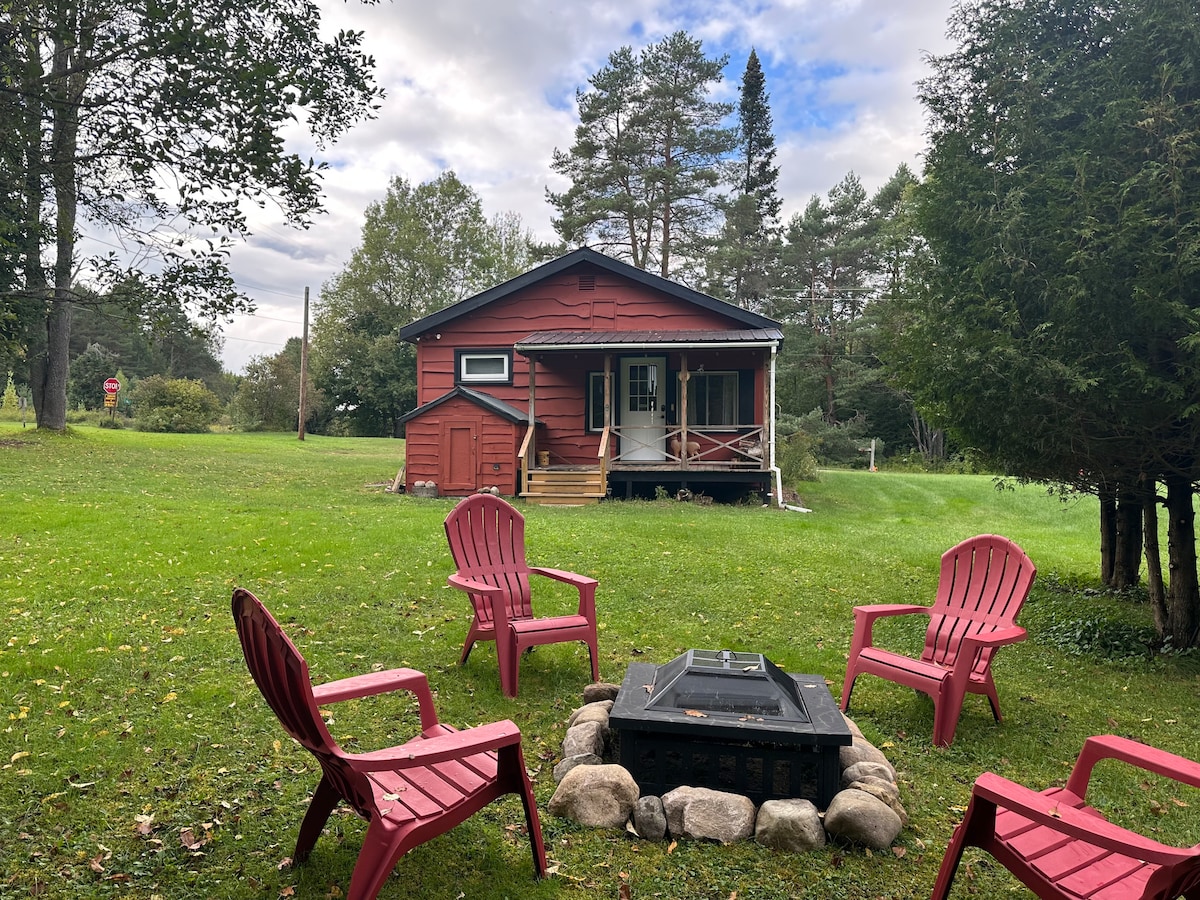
(667, 840), (677, 854)
(134, 814), (155, 836)
(179, 827), (209, 851)
(892, 846), (907, 858)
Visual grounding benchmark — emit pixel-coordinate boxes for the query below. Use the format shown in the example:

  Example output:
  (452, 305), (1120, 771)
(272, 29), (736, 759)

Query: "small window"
(586, 371), (610, 432)
(456, 350), (512, 385)
(686, 372), (739, 428)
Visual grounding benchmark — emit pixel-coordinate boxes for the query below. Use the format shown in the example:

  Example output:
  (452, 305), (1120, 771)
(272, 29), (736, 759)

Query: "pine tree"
(706, 49), (781, 309)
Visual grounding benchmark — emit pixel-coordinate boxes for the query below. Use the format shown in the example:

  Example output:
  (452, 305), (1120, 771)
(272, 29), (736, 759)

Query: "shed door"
(440, 420), (478, 493)
(619, 356), (667, 461)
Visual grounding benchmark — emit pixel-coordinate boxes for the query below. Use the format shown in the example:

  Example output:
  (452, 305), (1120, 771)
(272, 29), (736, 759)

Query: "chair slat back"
(924, 535), (1036, 673)
(232, 588), (375, 816)
(444, 495), (534, 621)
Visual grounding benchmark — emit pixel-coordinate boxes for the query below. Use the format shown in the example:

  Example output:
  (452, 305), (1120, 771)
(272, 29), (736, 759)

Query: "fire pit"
(609, 649), (852, 807)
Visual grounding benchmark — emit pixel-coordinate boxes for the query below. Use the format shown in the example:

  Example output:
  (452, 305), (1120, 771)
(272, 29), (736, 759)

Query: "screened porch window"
(686, 371), (739, 428)
(586, 371), (609, 432)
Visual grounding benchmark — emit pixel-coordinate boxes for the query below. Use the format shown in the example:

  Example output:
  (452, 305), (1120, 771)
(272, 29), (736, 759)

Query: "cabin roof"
(399, 247), (781, 342)
(515, 328), (782, 353)
(396, 386), (540, 427)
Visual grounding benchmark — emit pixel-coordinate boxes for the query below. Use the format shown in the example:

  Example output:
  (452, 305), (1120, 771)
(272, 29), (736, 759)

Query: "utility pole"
(298, 286), (309, 441)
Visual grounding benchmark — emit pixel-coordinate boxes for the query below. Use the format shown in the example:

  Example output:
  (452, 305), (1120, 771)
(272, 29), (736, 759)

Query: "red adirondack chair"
(932, 735), (1200, 900)
(231, 588), (547, 900)
(840, 534), (1036, 747)
(444, 493), (599, 698)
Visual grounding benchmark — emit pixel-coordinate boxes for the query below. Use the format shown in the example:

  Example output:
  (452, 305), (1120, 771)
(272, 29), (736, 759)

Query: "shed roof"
(514, 328), (783, 353)
(399, 247), (781, 342)
(396, 386), (540, 427)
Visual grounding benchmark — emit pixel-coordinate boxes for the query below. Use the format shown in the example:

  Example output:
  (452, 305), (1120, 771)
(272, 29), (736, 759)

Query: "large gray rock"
(839, 737), (896, 778)
(566, 700), (613, 730)
(754, 799), (826, 852)
(562, 720), (605, 758)
(583, 682), (622, 703)
(841, 760), (896, 789)
(548, 764), (640, 829)
(631, 795), (668, 841)
(662, 786), (756, 844)
(847, 776), (908, 826)
(553, 753), (603, 783)
(823, 789), (903, 850)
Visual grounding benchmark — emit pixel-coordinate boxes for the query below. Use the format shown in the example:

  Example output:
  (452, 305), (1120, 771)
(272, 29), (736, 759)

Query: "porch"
(512, 328), (782, 506)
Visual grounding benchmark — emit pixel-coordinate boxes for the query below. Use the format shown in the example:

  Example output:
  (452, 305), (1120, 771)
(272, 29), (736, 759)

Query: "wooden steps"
(522, 468), (606, 506)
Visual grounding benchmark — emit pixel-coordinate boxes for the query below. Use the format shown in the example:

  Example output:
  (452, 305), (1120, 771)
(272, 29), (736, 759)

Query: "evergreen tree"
(549, 31), (735, 279)
(706, 49), (782, 310)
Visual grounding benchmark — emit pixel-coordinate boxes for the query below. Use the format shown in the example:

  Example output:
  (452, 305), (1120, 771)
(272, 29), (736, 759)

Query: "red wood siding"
(411, 269), (771, 466)
(403, 395), (521, 496)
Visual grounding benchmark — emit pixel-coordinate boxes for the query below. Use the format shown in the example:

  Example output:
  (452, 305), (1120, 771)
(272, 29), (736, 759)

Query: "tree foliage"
(231, 337), (322, 432)
(312, 172), (537, 436)
(893, 0), (1200, 647)
(2, 0), (380, 429)
(706, 49), (782, 311)
(130, 375), (221, 433)
(549, 31), (735, 278)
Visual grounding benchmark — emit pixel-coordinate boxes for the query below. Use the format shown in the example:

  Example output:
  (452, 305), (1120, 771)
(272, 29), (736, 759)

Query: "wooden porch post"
(603, 354), (612, 431)
(678, 352), (689, 470)
(528, 354), (537, 464)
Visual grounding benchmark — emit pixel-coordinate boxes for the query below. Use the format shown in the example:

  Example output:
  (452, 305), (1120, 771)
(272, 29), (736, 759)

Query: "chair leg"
(933, 680), (968, 748)
(346, 818), (405, 900)
(501, 744), (548, 878)
(840, 669), (858, 712)
(498, 629), (518, 698)
(294, 775), (340, 862)
(982, 675), (1002, 722)
(930, 817), (969, 900)
(586, 634), (600, 682)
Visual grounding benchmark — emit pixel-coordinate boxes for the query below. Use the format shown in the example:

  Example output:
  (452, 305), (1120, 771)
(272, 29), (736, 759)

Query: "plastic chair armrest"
(1066, 735), (1200, 798)
(312, 668), (439, 732)
(973, 772), (1196, 865)
(961, 625), (1027, 649)
(348, 719), (524, 772)
(530, 567), (598, 618)
(529, 567), (598, 588)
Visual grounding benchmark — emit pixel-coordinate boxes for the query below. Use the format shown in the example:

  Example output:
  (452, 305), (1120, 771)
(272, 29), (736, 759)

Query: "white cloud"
(219, 0), (955, 373)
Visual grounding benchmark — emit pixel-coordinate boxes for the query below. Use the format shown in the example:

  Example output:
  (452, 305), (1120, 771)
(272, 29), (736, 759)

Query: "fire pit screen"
(609, 650), (851, 807)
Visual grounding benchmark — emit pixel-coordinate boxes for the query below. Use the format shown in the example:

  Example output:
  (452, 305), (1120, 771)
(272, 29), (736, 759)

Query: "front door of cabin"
(440, 420), (478, 493)
(619, 356), (667, 461)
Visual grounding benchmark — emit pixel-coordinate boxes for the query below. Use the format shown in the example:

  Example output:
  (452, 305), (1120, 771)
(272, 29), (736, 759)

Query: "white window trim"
(458, 351), (511, 384)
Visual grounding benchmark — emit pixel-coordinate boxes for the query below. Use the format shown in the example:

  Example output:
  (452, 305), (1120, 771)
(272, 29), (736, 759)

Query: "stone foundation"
(548, 682), (906, 852)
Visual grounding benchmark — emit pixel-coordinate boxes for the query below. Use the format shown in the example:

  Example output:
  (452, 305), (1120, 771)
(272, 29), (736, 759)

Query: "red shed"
(398, 248), (784, 505)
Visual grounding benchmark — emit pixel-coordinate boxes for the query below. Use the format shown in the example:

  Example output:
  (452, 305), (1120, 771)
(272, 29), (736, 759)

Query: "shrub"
(131, 376), (221, 433)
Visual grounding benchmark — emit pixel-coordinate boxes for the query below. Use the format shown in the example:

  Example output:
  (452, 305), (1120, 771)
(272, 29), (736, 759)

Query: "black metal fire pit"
(609, 649), (852, 807)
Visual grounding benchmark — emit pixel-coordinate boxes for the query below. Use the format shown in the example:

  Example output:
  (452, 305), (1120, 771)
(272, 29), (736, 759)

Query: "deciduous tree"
(312, 172), (536, 436)
(1, 0), (380, 430)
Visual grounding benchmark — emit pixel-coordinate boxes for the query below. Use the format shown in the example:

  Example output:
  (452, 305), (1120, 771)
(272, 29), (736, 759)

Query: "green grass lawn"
(1, 424), (1197, 899)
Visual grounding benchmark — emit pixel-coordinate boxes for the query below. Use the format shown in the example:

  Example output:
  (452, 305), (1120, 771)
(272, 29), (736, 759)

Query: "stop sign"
(103, 378), (121, 393)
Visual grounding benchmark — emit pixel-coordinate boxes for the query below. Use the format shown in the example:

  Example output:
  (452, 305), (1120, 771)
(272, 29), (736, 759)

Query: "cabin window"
(686, 371), (739, 428)
(456, 350), (512, 385)
(585, 371), (609, 432)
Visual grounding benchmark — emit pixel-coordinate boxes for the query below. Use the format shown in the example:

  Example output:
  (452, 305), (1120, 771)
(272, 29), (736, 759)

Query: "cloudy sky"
(212, 0), (956, 373)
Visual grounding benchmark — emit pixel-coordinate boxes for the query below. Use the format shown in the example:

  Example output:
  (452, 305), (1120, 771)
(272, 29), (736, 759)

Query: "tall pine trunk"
(1112, 488), (1143, 589)
(1163, 472), (1200, 649)
(1099, 489), (1116, 586)
(1143, 485), (1167, 637)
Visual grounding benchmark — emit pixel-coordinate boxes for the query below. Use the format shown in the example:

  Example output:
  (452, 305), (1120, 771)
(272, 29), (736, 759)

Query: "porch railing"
(608, 425), (767, 469)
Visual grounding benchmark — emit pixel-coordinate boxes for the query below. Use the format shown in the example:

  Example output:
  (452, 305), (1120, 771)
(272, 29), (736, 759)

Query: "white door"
(619, 356), (667, 461)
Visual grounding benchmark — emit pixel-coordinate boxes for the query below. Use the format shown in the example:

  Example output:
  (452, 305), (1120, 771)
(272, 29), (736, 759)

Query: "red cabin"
(398, 248), (784, 505)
